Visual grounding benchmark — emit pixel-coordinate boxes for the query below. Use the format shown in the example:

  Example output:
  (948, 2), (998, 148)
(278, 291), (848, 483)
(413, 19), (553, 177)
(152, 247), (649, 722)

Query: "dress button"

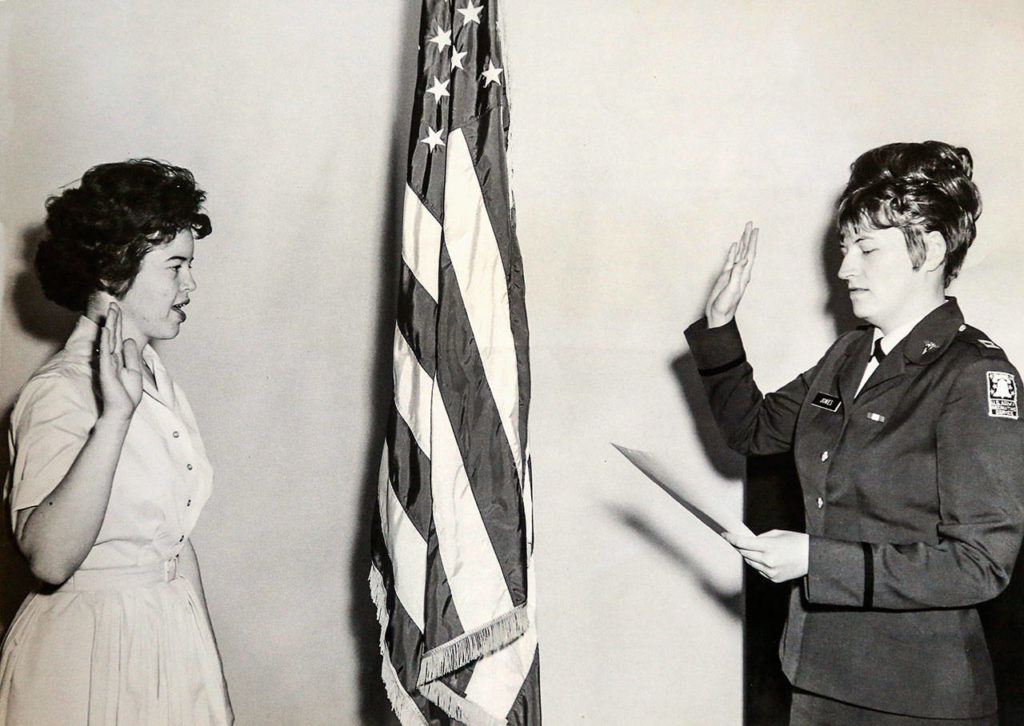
(186, 499), (192, 507)
(820, 451), (829, 462)
(179, 535), (184, 543)
(816, 497), (824, 509)
(186, 464), (193, 471)
(173, 431), (180, 438)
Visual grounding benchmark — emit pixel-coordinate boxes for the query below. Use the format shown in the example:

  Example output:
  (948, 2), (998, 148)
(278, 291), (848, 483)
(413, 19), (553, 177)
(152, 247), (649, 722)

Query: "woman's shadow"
(1, 223), (77, 636)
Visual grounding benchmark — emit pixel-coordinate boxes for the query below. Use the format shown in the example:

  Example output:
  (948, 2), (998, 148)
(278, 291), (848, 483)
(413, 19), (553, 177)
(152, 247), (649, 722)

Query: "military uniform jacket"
(684, 299), (1024, 718)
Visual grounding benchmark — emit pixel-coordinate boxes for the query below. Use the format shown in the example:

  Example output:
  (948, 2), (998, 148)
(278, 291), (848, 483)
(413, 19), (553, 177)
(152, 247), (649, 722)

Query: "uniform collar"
(896, 297), (964, 365)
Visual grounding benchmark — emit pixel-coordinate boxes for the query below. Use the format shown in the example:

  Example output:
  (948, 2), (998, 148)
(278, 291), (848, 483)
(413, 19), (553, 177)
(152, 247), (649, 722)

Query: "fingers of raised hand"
(122, 339), (141, 369)
(98, 325), (113, 375)
(737, 221), (753, 257)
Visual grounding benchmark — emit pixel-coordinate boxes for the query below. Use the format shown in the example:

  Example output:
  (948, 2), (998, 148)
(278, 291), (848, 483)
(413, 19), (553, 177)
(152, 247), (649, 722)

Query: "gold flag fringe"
(369, 565), (429, 726)
(417, 602), (530, 686)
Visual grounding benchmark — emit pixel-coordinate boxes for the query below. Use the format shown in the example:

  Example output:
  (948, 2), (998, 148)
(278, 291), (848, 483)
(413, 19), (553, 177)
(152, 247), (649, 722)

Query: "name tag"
(811, 392), (842, 412)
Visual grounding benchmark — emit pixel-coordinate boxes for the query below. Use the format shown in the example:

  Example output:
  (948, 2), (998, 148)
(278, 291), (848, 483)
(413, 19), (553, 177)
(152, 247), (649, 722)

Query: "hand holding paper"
(613, 443), (808, 582)
(722, 529), (809, 583)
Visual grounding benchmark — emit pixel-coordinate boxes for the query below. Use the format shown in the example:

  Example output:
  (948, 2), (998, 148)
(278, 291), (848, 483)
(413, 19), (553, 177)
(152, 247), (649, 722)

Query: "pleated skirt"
(0, 562), (232, 725)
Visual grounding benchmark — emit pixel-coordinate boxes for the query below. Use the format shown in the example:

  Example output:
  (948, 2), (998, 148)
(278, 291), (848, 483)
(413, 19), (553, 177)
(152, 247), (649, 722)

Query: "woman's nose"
(838, 251), (857, 280)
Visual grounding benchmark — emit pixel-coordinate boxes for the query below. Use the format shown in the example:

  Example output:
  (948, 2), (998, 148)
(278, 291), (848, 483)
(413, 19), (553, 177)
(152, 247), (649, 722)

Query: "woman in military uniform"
(685, 141), (1024, 725)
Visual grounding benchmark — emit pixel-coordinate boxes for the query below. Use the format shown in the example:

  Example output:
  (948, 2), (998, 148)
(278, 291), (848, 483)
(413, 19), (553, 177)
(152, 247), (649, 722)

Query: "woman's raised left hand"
(97, 303), (144, 420)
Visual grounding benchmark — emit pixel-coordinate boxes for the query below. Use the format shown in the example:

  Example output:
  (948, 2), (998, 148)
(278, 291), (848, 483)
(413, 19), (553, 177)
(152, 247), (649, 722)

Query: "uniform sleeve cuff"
(805, 536), (871, 608)
(683, 317), (747, 375)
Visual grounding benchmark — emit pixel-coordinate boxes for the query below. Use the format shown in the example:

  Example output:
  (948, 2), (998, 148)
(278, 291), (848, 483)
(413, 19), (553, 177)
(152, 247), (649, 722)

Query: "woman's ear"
(922, 231), (947, 274)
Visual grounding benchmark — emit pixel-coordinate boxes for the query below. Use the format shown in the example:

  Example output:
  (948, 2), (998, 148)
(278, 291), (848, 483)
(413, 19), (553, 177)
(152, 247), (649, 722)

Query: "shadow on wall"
(670, 352), (745, 482)
(1, 224), (78, 638)
(347, 2), (420, 724)
(819, 208), (860, 339)
(605, 503), (743, 620)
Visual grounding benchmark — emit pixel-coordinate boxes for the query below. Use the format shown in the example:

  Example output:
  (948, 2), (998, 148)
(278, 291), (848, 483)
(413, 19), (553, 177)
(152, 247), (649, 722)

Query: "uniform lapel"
(852, 298), (965, 403)
(837, 332), (872, 410)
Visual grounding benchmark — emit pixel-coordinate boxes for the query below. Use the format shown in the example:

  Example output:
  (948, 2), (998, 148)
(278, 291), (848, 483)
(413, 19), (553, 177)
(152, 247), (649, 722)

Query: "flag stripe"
(436, 242), (527, 606)
(393, 327), (434, 460)
(382, 469), (428, 632)
(464, 629), (537, 717)
(385, 406), (432, 540)
(401, 185), (443, 302)
(459, 116), (533, 479)
(443, 127), (524, 480)
(397, 262), (438, 379)
(506, 647), (542, 726)
(369, 562), (431, 726)
(427, 379), (515, 631)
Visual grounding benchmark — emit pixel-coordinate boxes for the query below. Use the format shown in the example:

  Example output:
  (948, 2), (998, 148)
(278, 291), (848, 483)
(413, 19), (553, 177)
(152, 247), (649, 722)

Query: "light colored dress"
(0, 317), (232, 725)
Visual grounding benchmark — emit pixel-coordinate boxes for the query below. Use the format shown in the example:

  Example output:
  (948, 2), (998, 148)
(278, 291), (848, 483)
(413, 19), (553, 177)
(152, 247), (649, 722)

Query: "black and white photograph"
(2, 2), (1024, 724)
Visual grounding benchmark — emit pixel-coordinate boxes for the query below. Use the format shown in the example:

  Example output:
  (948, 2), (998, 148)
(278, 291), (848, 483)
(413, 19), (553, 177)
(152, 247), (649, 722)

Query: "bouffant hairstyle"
(837, 141), (981, 287)
(35, 159), (211, 311)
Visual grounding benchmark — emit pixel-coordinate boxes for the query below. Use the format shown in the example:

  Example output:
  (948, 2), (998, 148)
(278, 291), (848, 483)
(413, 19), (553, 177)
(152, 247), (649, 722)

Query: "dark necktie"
(872, 338), (886, 364)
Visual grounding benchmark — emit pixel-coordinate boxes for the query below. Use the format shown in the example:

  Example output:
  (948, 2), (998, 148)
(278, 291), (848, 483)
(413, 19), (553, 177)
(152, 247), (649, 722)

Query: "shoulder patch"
(978, 339), (1001, 349)
(987, 371), (1018, 419)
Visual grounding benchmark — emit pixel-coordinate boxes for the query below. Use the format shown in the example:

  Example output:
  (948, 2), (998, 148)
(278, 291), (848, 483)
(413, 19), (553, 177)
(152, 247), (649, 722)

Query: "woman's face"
(837, 226), (935, 334)
(117, 229), (197, 347)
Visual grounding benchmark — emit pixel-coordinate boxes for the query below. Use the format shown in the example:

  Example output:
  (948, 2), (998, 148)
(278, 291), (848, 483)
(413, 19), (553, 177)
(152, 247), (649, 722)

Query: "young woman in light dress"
(0, 159), (232, 724)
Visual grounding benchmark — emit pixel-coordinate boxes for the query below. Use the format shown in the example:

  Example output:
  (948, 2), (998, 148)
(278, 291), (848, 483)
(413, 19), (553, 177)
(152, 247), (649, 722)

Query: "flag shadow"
(346, 3), (421, 725)
(605, 502), (743, 620)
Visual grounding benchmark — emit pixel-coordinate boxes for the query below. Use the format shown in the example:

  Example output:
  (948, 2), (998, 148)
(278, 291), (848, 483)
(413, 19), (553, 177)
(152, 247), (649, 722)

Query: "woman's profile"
(687, 141), (1024, 724)
(0, 159), (232, 724)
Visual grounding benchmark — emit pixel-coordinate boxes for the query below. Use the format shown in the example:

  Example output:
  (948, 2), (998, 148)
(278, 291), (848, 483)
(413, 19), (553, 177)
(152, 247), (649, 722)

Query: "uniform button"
(816, 497), (824, 509)
(820, 451), (829, 462)
(179, 535), (184, 543)
(173, 431), (180, 438)
(186, 464), (193, 471)
(186, 499), (192, 507)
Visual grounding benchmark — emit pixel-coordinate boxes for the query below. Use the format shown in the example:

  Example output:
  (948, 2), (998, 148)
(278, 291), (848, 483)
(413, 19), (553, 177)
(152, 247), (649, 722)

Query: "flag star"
(426, 76), (450, 102)
(420, 126), (446, 151)
(481, 59), (503, 86)
(428, 26), (452, 52)
(457, 2), (484, 25)
(451, 48), (468, 71)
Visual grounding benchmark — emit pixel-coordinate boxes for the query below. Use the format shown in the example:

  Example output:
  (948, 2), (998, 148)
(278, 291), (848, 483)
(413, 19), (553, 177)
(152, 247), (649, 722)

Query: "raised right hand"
(704, 222), (758, 328)
(97, 303), (143, 420)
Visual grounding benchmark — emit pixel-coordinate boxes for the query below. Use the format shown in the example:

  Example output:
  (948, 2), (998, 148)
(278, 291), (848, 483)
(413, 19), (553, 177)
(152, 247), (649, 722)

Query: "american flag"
(369, 0), (540, 723)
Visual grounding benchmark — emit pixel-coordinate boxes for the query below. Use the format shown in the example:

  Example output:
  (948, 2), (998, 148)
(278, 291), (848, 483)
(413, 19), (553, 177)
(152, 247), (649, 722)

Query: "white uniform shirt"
(5, 316), (212, 570)
(855, 309), (941, 397)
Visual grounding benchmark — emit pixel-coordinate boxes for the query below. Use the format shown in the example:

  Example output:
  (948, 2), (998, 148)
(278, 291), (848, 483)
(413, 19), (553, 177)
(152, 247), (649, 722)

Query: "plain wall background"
(2, 2), (1023, 724)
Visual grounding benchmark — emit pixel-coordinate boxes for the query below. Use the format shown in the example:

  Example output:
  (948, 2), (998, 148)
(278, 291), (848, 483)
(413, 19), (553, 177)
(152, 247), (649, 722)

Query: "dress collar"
(67, 316), (175, 407)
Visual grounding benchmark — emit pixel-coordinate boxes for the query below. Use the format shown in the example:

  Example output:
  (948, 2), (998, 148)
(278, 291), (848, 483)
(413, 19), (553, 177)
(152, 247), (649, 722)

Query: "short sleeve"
(7, 372), (98, 515)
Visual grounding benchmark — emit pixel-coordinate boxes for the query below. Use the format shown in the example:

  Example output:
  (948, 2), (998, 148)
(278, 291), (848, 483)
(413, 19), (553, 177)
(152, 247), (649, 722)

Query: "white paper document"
(612, 443), (755, 538)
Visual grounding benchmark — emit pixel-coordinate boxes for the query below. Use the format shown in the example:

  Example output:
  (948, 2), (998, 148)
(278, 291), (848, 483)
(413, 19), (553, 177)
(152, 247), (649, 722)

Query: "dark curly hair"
(35, 159), (211, 311)
(837, 140), (981, 287)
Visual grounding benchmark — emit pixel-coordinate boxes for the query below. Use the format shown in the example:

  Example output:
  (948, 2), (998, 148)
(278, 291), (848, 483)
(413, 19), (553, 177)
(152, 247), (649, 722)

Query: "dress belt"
(56, 558), (179, 592)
